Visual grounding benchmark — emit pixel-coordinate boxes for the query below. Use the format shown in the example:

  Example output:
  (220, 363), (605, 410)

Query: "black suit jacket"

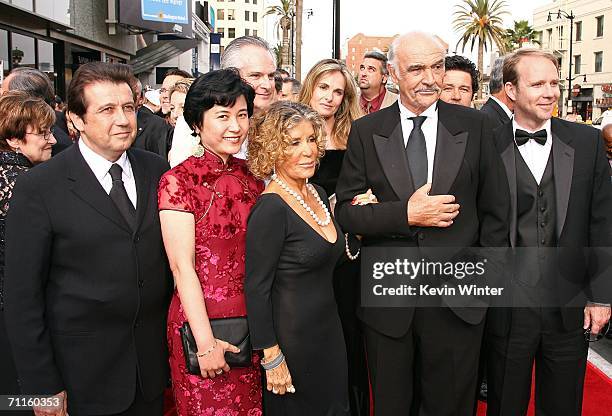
(489, 118), (612, 334)
(480, 97), (511, 128)
(335, 100), (510, 337)
(4, 145), (172, 414)
(133, 106), (174, 160)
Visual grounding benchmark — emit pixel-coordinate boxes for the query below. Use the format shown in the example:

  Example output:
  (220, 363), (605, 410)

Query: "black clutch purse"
(179, 317), (252, 375)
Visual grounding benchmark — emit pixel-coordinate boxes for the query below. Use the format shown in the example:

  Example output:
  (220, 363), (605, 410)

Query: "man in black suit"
(335, 31), (509, 415)
(133, 88), (174, 160)
(486, 49), (612, 416)
(4, 62), (172, 416)
(480, 56), (514, 128)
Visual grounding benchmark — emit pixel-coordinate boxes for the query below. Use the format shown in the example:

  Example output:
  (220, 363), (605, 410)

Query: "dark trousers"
(71, 380), (163, 416)
(486, 308), (588, 416)
(364, 307), (484, 416)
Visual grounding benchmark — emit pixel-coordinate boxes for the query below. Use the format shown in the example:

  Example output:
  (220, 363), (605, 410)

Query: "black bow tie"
(515, 129), (547, 146)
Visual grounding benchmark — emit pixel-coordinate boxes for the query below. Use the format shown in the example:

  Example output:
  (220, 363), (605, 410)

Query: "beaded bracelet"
(261, 352), (285, 370)
(196, 340), (217, 358)
(345, 233), (360, 260)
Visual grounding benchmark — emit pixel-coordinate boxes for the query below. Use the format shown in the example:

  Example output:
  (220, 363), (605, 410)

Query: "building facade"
(345, 33), (397, 78)
(209, 0), (266, 54)
(533, 0), (612, 120)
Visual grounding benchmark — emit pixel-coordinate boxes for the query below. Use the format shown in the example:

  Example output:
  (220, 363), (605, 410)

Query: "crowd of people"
(0, 30), (611, 416)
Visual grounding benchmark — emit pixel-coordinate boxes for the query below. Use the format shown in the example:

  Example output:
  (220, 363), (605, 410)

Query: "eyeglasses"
(26, 130), (54, 142)
(584, 321), (610, 342)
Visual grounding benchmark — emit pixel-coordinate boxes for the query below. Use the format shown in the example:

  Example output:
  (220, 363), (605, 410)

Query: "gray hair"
(388, 32), (446, 69)
(363, 50), (389, 76)
(221, 36), (274, 70)
(283, 77), (301, 94)
(489, 56), (506, 94)
(6, 67), (54, 105)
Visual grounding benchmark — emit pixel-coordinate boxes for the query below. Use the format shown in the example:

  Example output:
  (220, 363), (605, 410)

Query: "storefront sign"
(602, 84), (612, 94)
(141, 0), (189, 24)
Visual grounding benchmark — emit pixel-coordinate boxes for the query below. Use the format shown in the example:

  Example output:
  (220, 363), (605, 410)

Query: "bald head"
(388, 32), (446, 114)
(603, 123), (612, 160)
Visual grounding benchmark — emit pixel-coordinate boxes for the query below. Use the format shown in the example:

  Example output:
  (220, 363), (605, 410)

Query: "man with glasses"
(487, 48), (612, 416)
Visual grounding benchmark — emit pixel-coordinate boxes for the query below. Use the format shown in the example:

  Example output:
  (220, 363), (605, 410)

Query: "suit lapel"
(492, 99), (511, 124)
(551, 118), (574, 240)
(373, 110), (415, 200)
(128, 150), (151, 233)
(429, 101), (468, 195)
(496, 124), (518, 247)
(66, 145), (132, 233)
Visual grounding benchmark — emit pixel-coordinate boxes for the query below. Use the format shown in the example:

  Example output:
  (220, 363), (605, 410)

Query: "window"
(253, 12), (257, 22)
(217, 8), (224, 19)
(253, 29), (258, 36)
(228, 28), (236, 38)
(595, 51), (603, 72)
(574, 55), (581, 73)
(245, 0), (249, 2)
(596, 16), (604, 37)
(35, 0), (70, 26)
(253, 0), (257, 4)
(547, 28), (553, 47)
(558, 25), (564, 49)
(228, 0), (235, 2)
(0, 29), (8, 80)
(217, 27), (225, 37)
(228, 9), (235, 20)
(575, 21), (582, 41)
(11, 0), (33, 11)
(38, 39), (54, 73)
(245, 10), (250, 21)
(245, 28), (250, 36)
(351, 47), (355, 52)
(11, 32), (35, 68)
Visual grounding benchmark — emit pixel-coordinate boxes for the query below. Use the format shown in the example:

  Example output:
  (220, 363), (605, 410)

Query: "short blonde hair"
(298, 59), (362, 148)
(503, 48), (559, 87)
(248, 101), (325, 180)
(169, 78), (194, 99)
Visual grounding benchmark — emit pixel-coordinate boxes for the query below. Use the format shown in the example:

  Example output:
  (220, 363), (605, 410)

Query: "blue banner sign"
(141, 0), (189, 24)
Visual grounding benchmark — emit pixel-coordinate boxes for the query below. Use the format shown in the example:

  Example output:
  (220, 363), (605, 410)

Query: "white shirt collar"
(490, 96), (513, 120)
(398, 100), (438, 122)
(78, 139), (132, 182)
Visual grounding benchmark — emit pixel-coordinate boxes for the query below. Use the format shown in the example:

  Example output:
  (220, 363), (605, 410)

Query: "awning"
(0, 3), (73, 32)
(129, 39), (197, 74)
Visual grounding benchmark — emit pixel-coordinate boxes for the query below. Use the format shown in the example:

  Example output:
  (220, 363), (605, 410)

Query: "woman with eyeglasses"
(0, 90), (56, 397)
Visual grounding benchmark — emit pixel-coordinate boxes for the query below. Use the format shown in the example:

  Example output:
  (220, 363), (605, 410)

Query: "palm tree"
(453, 0), (509, 99)
(273, 43), (283, 67)
(505, 20), (541, 51)
(265, 0), (294, 70)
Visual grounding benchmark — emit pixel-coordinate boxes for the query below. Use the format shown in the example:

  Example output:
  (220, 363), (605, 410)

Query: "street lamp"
(548, 9), (576, 116)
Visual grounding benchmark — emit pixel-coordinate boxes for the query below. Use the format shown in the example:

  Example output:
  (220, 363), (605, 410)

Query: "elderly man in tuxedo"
(486, 48), (612, 416)
(335, 31), (509, 415)
(4, 62), (172, 416)
(480, 56), (514, 128)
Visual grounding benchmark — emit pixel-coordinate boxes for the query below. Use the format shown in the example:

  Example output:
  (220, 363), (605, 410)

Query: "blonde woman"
(299, 59), (369, 414)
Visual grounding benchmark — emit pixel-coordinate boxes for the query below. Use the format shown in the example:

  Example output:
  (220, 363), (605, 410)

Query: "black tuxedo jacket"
(489, 118), (612, 334)
(335, 100), (509, 337)
(4, 145), (172, 414)
(133, 106), (174, 160)
(480, 97), (511, 128)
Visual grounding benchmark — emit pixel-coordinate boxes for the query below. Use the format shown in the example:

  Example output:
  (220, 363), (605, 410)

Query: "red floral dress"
(158, 150), (264, 416)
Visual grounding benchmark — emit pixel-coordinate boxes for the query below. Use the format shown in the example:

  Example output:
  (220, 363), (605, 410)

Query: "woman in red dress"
(158, 69), (264, 416)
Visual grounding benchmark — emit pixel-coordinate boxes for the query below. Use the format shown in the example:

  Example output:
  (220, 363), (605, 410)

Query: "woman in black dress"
(299, 59), (370, 416)
(0, 91), (56, 406)
(245, 101), (350, 415)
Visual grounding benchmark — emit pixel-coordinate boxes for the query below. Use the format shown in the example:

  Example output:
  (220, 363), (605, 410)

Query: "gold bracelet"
(196, 340), (217, 358)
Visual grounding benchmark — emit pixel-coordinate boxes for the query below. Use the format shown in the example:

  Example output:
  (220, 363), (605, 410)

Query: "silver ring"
(287, 385), (296, 393)
(272, 387), (278, 394)
(215, 369), (223, 374)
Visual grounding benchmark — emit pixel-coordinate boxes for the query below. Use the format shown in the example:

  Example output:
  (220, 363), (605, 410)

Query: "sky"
(297, 0), (555, 79)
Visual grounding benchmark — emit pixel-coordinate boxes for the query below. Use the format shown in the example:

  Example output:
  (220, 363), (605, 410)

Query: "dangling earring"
(191, 129), (204, 157)
(14, 147), (21, 154)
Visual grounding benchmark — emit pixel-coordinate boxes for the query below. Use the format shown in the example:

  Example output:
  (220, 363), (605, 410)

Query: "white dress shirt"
(398, 101), (438, 183)
(512, 119), (553, 185)
(490, 96), (513, 120)
(168, 115), (194, 167)
(78, 139), (137, 209)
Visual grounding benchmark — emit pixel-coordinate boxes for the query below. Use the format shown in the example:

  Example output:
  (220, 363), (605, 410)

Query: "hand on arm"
(407, 183), (460, 228)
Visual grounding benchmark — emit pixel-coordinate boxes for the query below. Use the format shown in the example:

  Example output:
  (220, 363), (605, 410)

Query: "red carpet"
(476, 362), (612, 416)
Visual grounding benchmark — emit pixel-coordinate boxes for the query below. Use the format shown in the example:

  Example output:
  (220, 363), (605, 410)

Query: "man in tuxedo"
(133, 87), (174, 160)
(481, 56), (514, 128)
(4, 62), (172, 416)
(335, 31), (509, 415)
(486, 48), (612, 416)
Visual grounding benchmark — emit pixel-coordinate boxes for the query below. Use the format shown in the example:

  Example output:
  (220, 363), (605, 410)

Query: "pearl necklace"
(271, 174), (331, 227)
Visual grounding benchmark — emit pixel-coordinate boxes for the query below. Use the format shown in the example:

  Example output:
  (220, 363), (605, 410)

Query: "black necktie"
(406, 116), (428, 188)
(109, 163), (136, 229)
(515, 129), (547, 146)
